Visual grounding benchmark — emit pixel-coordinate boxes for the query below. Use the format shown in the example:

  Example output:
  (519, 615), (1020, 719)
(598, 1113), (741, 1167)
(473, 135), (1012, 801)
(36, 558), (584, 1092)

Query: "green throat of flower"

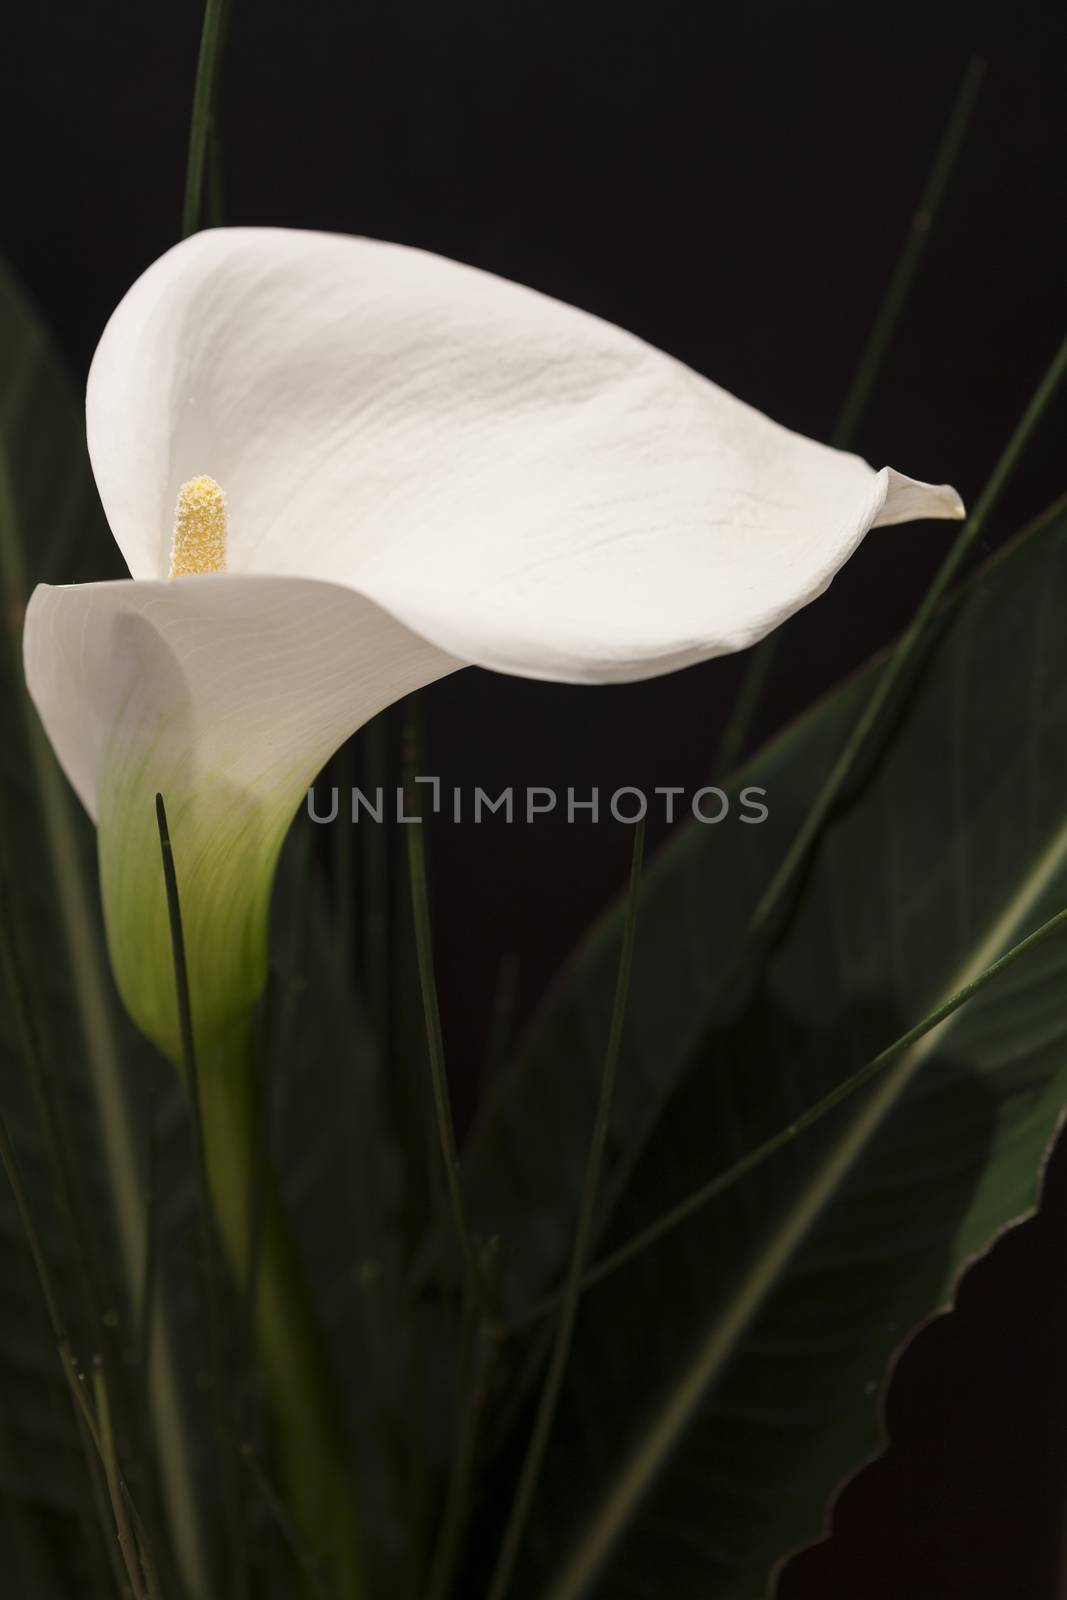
(95, 474), (301, 1063)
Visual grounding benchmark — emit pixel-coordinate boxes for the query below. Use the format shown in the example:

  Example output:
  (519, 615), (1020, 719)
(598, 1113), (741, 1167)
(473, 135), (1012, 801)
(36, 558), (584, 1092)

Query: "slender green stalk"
(155, 794), (242, 1592)
(265, 818), (314, 1130)
(426, 1301), (499, 1600)
(204, 124), (227, 230)
(487, 821), (646, 1600)
(362, 713), (391, 1056)
(155, 796), (221, 1269)
(514, 895), (1067, 1328)
(182, 0), (231, 238)
(0, 1092), (144, 1596)
(333, 740), (356, 983)
(0, 1114), (86, 1418)
(56, 1344), (104, 1456)
(714, 56), (986, 775)
(72, 1393), (133, 1600)
(714, 633), (779, 778)
(0, 1115), (75, 1380)
(93, 1357), (149, 1600)
(61, 1342), (165, 1600)
(228, 1012), (276, 1600)
(95, 1364), (166, 1600)
(238, 1442), (337, 1600)
(136, 1091), (159, 1441)
(327, 745), (397, 1428)
(831, 57), (986, 449)
(135, 1527), (166, 1600)
(0, 836), (169, 1590)
(199, 1038), (364, 1597)
(397, 703), (445, 1294)
(156, 795), (365, 1599)
(0, 820), (102, 1328)
(735, 327), (1067, 973)
(403, 702), (497, 1326)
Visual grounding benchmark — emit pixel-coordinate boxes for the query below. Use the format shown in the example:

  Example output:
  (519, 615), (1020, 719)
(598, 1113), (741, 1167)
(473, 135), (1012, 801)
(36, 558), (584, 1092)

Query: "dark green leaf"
(466, 498), (1067, 1598)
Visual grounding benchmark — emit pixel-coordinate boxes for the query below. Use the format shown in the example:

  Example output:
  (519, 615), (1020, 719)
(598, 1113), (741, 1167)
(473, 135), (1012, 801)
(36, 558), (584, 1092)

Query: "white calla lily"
(24, 226), (963, 1058)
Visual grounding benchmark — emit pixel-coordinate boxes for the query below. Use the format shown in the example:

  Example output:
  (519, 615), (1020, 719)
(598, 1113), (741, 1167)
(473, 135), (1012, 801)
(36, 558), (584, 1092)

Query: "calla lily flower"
(23, 226), (963, 1061)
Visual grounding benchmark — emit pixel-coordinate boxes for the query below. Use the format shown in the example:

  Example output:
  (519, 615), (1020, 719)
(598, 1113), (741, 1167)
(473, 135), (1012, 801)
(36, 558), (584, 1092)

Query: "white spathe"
(23, 227), (963, 1054)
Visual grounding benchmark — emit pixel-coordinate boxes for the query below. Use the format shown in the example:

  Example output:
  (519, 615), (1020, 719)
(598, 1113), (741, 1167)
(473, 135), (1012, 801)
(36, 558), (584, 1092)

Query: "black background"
(6, 1), (1067, 1594)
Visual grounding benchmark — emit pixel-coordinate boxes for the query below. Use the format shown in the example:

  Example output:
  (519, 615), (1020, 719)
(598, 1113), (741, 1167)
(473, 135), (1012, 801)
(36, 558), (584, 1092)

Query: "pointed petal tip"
(941, 483), (967, 521)
(875, 468), (966, 529)
(927, 480), (967, 521)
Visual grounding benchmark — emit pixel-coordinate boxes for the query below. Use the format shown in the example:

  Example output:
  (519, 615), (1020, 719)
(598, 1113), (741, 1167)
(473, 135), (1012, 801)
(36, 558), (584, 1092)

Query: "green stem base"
(198, 1021), (364, 1598)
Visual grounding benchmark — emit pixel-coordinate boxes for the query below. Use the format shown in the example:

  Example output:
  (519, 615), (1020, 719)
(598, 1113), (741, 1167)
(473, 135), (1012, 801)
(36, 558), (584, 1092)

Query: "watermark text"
(307, 780), (769, 826)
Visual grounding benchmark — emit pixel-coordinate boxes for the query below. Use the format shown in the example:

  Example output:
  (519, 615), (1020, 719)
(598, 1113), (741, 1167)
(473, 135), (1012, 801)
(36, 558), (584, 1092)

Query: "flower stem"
(156, 795), (364, 1598)
(197, 1029), (363, 1597)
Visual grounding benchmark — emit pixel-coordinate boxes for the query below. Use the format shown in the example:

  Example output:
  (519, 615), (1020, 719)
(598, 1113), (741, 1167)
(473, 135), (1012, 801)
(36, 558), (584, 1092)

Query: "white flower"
(23, 227), (963, 1058)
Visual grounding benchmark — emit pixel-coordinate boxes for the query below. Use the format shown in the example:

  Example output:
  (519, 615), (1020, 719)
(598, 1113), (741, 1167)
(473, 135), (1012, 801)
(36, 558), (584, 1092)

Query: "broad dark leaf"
(465, 500), (1067, 1598)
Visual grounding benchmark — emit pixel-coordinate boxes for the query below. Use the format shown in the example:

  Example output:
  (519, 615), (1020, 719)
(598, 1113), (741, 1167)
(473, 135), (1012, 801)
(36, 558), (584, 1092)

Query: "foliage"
(3, 213), (1067, 1600)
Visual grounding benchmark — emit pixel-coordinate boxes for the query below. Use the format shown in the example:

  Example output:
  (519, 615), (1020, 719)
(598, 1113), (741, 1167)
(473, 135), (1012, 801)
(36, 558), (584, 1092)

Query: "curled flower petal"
(85, 228), (964, 682)
(25, 575), (456, 1054)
